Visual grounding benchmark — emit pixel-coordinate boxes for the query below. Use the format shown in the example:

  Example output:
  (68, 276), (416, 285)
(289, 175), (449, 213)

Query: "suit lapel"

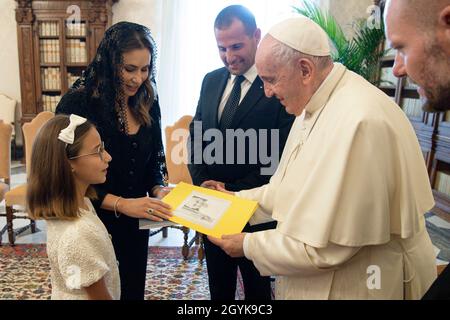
(229, 76), (264, 129)
(205, 69), (229, 129)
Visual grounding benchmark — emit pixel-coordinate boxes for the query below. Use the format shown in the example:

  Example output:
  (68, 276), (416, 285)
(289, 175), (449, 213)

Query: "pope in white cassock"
(208, 16), (437, 299)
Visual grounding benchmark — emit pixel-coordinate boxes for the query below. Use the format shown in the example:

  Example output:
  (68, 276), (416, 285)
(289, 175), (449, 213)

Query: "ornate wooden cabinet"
(15, 0), (118, 122)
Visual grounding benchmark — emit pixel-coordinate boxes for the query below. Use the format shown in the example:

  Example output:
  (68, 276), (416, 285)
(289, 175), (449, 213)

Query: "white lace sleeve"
(56, 222), (110, 290)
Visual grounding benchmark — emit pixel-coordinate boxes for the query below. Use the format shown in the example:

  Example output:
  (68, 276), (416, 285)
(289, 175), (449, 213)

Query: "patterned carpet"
(1, 229), (448, 300)
(0, 244), (241, 300)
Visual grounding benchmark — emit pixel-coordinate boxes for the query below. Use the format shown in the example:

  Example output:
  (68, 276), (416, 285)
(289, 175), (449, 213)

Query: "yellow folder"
(162, 182), (258, 238)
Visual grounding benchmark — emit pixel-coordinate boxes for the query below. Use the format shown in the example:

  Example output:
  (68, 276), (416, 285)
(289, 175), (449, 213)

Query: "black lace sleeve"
(55, 89), (90, 118)
(148, 96), (167, 189)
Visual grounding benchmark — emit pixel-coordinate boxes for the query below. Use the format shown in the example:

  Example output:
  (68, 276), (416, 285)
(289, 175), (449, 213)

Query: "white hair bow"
(58, 114), (87, 145)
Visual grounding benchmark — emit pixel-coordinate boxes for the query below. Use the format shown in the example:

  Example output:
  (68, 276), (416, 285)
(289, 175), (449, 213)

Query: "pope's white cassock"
(238, 62), (437, 300)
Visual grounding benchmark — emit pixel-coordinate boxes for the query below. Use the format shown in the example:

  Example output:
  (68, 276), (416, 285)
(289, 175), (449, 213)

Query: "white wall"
(112, 0), (162, 48)
(311, 0), (375, 38)
(0, 0), (21, 102)
(328, 0), (374, 38)
(0, 0), (376, 104)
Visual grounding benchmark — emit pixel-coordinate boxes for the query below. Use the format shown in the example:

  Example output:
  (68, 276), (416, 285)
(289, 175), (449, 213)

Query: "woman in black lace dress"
(56, 22), (172, 300)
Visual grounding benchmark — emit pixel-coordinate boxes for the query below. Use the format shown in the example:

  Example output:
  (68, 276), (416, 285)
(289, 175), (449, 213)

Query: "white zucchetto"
(268, 16), (331, 56)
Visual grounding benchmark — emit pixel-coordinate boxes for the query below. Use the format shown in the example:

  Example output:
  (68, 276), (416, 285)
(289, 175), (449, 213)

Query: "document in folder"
(159, 182), (258, 238)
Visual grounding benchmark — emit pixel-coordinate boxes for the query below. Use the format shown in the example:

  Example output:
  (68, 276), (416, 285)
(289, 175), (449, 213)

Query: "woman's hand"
(117, 196), (172, 221)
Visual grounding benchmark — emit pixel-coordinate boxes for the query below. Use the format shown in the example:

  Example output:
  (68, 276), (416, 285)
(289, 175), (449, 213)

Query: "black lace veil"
(71, 21), (167, 183)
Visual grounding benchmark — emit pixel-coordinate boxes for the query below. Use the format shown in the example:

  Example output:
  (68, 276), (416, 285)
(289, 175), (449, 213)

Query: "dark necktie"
(219, 75), (245, 131)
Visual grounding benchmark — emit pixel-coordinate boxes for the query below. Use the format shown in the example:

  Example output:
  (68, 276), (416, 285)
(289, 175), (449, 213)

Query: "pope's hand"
(201, 180), (234, 195)
(208, 233), (246, 258)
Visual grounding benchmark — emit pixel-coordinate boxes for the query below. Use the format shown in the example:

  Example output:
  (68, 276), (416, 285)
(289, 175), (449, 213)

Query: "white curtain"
(156, 0), (301, 130)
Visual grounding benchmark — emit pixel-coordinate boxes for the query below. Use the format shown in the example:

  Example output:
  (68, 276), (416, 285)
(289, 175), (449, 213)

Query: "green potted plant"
(292, 0), (387, 85)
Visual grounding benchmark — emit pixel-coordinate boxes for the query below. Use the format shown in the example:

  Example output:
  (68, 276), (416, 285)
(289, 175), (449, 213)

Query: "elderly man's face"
(255, 37), (306, 116)
(384, 0), (450, 112)
(215, 19), (260, 76)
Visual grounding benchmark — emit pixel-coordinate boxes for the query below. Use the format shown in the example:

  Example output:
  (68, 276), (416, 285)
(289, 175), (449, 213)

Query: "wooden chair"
(3, 111), (54, 245)
(0, 120), (13, 245)
(0, 94), (18, 159)
(165, 115), (193, 185)
(437, 264), (448, 276)
(159, 115), (204, 261)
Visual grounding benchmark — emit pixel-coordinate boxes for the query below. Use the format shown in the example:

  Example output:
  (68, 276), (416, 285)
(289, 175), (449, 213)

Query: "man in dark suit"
(188, 5), (294, 300)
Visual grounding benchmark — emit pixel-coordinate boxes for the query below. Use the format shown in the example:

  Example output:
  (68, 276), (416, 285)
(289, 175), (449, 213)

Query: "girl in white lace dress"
(27, 114), (120, 300)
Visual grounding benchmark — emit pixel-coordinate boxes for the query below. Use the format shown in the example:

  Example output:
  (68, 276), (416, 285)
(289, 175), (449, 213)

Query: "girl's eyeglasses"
(69, 141), (106, 161)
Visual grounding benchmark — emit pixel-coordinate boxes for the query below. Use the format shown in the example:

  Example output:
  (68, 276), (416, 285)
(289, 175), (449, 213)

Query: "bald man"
(209, 16), (437, 299)
(385, 0), (450, 300)
(384, 0), (450, 112)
